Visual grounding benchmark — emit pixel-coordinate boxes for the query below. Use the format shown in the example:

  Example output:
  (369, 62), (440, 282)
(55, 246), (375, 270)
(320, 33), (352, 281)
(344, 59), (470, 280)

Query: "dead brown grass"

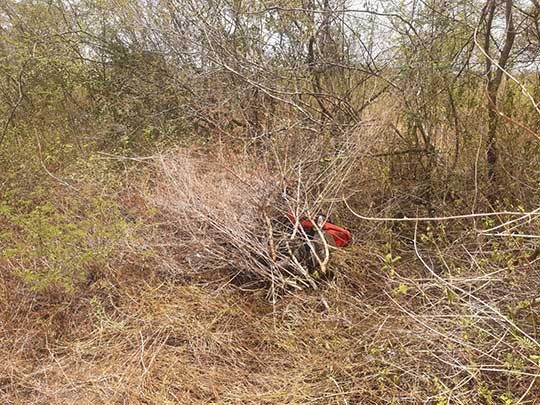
(3, 127), (540, 404)
(4, 232), (540, 404)
(0, 243), (409, 404)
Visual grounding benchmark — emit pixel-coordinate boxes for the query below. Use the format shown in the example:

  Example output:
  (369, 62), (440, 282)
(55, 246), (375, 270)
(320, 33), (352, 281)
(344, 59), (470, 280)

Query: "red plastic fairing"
(323, 225), (352, 247)
(285, 213), (352, 247)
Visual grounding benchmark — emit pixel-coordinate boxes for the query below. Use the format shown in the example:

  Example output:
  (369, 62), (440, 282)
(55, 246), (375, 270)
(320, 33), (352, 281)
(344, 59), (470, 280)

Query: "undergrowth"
(2, 138), (540, 403)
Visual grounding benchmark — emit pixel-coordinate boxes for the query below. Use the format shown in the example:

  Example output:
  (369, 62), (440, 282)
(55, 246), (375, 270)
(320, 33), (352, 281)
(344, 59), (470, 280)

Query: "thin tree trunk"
(483, 0), (516, 195)
(484, 0), (516, 197)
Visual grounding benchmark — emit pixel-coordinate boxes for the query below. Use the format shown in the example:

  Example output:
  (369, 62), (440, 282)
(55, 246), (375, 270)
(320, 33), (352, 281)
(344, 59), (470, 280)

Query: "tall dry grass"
(3, 118), (540, 403)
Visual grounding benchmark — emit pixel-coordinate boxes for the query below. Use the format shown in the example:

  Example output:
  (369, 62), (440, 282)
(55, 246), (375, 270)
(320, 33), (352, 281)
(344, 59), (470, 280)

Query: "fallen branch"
(344, 199), (540, 222)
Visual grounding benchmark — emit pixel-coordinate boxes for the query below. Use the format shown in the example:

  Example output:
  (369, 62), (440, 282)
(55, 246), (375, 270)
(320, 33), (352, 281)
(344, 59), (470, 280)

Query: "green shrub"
(0, 195), (129, 294)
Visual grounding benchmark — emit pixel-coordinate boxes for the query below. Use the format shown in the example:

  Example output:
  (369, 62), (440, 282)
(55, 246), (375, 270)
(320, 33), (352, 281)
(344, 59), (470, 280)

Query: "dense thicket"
(3, 0), (540, 403)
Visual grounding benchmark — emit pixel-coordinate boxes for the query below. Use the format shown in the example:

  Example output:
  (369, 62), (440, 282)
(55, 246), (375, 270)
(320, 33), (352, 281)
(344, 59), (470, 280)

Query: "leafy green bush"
(0, 195), (129, 294)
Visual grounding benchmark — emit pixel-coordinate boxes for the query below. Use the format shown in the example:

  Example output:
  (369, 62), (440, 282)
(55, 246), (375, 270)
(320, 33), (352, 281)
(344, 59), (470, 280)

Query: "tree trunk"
(482, 0), (516, 199)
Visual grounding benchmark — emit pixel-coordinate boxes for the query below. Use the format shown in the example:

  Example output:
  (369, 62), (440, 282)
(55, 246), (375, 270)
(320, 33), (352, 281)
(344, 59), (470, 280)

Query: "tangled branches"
(144, 126), (373, 297)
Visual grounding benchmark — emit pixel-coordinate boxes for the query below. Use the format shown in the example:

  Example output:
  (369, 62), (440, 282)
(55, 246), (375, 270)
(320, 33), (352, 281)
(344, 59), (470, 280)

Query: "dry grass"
(4, 232), (540, 404)
(0, 244), (411, 404)
(3, 127), (540, 404)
